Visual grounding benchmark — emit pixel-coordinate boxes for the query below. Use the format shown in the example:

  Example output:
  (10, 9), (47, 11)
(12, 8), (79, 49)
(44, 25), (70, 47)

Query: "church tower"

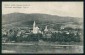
(44, 26), (48, 32)
(32, 21), (39, 34)
(33, 21), (36, 29)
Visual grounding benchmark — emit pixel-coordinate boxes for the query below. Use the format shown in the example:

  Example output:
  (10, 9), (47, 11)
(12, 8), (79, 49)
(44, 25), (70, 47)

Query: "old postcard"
(2, 2), (83, 54)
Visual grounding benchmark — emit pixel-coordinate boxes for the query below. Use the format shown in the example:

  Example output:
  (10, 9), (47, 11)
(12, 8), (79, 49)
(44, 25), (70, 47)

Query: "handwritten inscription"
(4, 4), (30, 8)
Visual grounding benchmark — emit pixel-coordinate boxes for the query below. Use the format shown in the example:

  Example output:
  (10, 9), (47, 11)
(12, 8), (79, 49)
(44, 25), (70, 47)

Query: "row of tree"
(2, 31), (81, 42)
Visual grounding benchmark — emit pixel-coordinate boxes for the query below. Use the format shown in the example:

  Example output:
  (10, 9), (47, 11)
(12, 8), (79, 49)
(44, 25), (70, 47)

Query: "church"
(32, 21), (48, 34)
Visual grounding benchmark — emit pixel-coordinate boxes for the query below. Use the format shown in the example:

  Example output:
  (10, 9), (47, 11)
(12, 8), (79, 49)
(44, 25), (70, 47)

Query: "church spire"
(44, 26), (48, 32)
(33, 21), (36, 28)
(32, 21), (39, 34)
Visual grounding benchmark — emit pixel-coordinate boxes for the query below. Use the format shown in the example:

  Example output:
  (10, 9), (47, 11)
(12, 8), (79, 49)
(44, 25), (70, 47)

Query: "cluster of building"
(2, 21), (82, 36)
(2, 21), (82, 43)
(32, 21), (48, 34)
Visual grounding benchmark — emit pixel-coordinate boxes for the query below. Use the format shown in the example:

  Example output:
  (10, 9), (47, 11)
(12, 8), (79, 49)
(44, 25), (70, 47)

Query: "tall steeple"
(32, 21), (41, 34)
(33, 21), (36, 28)
(44, 26), (48, 32)
(32, 21), (38, 34)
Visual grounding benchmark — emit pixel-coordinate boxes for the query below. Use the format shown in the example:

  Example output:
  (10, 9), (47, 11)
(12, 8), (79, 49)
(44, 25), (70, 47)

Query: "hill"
(2, 13), (83, 28)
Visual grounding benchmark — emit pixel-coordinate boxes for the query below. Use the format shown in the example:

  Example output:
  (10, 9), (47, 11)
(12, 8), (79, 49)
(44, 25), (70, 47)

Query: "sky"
(2, 2), (83, 18)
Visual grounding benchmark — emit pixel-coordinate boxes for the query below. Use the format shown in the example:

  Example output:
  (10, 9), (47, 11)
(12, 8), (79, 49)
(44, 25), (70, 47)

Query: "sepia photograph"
(2, 2), (83, 54)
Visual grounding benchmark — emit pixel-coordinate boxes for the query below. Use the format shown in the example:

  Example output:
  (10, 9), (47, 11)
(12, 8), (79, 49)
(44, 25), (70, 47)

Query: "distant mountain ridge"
(2, 13), (83, 27)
